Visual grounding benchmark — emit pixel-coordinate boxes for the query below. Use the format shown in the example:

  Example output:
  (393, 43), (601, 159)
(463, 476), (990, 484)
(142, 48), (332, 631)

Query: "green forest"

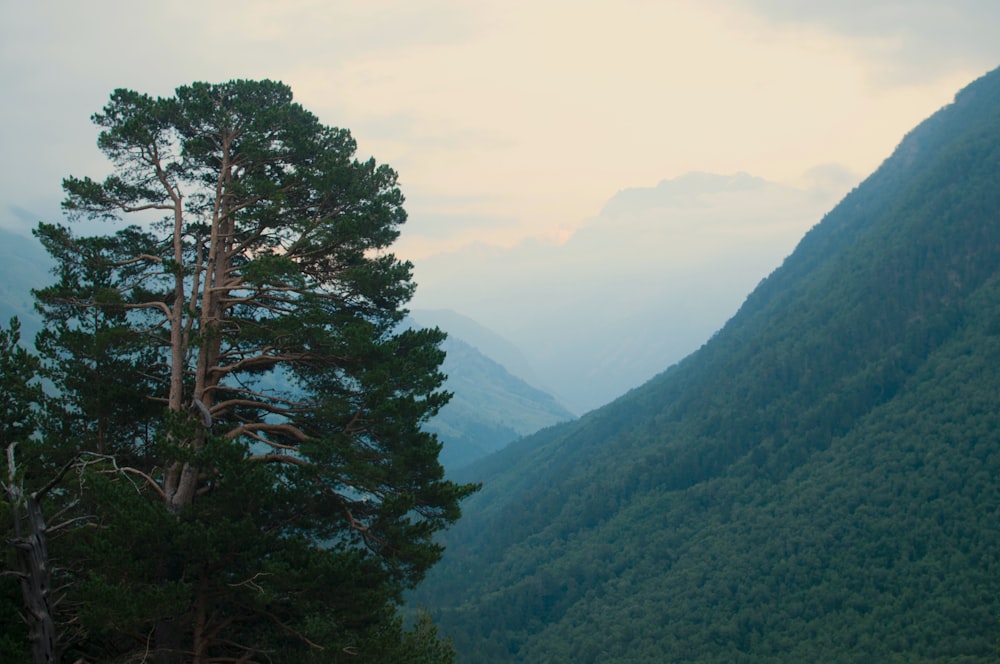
(411, 67), (1000, 661)
(0, 80), (476, 663)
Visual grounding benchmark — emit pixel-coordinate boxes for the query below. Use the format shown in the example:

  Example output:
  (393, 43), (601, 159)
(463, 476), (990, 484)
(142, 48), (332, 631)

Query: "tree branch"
(113, 253), (164, 266)
(209, 351), (323, 378)
(209, 397), (311, 418)
(120, 467), (168, 500)
(247, 453), (310, 466)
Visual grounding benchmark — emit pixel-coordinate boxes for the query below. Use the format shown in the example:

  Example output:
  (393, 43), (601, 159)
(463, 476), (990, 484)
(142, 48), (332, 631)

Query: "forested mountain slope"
(413, 66), (1000, 662)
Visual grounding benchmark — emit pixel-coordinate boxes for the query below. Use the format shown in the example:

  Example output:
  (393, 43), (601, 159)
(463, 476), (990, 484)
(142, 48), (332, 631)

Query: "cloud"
(800, 163), (863, 200)
(352, 112), (514, 153)
(405, 212), (520, 240)
(0, 1), (482, 223)
(731, 0), (1000, 83)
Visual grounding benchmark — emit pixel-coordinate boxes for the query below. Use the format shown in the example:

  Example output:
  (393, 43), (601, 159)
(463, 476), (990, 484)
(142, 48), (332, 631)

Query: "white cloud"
(730, 0), (1000, 83)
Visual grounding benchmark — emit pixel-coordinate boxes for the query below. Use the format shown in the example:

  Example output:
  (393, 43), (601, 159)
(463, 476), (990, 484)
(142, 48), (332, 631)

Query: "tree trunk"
(5, 446), (57, 664)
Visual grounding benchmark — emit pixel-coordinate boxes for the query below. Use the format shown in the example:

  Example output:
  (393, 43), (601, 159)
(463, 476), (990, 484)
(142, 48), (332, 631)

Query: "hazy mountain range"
(412, 65), (1000, 661)
(411, 169), (849, 412)
(423, 330), (574, 470)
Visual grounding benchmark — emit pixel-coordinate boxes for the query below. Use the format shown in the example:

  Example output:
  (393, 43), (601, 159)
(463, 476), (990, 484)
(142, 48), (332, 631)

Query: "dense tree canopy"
(2, 79), (475, 662)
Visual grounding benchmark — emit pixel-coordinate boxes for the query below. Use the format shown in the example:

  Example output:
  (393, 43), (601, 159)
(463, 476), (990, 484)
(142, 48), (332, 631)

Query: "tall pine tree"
(30, 80), (475, 662)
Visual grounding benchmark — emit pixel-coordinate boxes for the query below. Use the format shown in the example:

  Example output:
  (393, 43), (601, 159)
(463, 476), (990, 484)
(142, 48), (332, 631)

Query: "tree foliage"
(0, 318), (44, 662)
(0, 318), (42, 449)
(15, 79), (474, 662)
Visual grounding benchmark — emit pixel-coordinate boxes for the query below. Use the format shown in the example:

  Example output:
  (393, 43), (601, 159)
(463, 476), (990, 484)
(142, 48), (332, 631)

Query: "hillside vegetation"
(413, 66), (1000, 662)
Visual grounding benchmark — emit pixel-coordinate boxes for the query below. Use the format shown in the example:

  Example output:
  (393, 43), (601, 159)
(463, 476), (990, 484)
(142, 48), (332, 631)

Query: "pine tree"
(30, 80), (475, 662)
(0, 318), (41, 449)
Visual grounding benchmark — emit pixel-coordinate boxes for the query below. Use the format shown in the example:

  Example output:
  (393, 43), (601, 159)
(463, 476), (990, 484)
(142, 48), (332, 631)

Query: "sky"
(3, 1), (998, 251)
(3, 0), (1000, 409)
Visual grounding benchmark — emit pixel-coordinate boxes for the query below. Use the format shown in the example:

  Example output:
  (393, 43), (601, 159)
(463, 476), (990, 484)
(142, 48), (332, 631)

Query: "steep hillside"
(412, 309), (546, 392)
(427, 333), (575, 470)
(414, 66), (1000, 661)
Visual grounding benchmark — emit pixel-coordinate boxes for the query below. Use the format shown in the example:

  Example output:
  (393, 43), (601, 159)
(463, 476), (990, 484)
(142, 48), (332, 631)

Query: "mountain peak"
(600, 171), (774, 217)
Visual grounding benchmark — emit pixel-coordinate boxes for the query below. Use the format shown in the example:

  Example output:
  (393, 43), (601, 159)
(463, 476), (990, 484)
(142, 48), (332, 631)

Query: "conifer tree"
(0, 318), (41, 449)
(30, 80), (475, 662)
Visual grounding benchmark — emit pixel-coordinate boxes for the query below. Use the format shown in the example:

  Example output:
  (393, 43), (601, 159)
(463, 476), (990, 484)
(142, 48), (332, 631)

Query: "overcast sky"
(3, 1), (999, 256)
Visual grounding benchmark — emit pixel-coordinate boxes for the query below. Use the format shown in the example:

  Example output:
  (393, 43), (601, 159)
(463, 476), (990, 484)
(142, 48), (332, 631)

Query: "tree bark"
(5, 445), (56, 664)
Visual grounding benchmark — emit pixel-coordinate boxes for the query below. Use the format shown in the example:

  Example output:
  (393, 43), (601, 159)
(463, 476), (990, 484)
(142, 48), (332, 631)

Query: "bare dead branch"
(112, 253), (164, 266)
(48, 515), (98, 534)
(226, 422), (307, 443)
(209, 351), (321, 377)
(52, 296), (172, 319)
(47, 498), (81, 527)
(119, 301), (172, 317)
(247, 453), (310, 467)
(120, 467), (168, 501)
(261, 609), (326, 651)
(76, 452), (168, 500)
(115, 201), (177, 213)
(208, 384), (310, 408)
(209, 397), (311, 418)
(226, 572), (272, 594)
(35, 450), (83, 501)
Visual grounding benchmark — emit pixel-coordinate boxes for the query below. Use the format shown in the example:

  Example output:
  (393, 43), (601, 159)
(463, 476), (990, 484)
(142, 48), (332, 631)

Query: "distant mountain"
(598, 170), (780, 217)
(411, 309), (546, 394)
(411, 170), (842, 413)
(426, 333), (574, 470)
(410, 309), (575, 470)
(0, 225), (50, 336)
(413, 66), (1000, 661)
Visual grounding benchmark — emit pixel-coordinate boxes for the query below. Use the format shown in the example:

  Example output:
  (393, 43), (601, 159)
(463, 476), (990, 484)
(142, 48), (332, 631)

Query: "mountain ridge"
(414, 65), (1000, 662)
(426, 332), (575, 470)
